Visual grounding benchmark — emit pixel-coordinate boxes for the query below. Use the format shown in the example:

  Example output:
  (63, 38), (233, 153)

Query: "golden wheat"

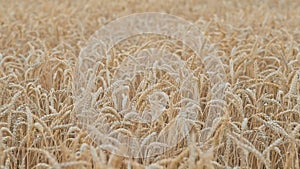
(0, 0), (300, 168)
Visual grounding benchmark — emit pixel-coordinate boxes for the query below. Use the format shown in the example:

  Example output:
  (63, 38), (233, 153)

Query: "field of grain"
(0, 0), (299, 168)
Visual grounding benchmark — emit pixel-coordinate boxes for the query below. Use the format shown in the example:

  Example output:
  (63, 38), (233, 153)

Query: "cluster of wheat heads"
(0, 0), (300, 169)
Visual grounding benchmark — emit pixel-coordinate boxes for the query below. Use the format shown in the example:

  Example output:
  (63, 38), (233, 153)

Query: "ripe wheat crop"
(0, 0), (299, 168)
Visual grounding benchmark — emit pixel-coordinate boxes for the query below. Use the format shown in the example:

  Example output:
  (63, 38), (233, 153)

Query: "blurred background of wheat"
(0, 0), (299, 168)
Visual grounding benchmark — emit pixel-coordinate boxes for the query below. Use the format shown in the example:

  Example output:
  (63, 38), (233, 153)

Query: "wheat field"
(0, 0), (299, 168)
